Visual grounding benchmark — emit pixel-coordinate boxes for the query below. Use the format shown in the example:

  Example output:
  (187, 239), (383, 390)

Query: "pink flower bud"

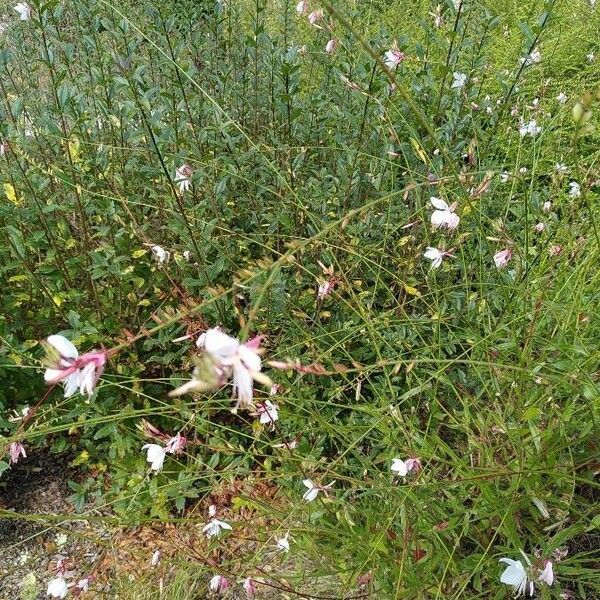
(8, 441), (26, 465)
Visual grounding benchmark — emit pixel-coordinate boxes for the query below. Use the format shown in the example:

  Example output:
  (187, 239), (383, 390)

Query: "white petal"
(47, 334), (79, 359)
(216, 519), (232, 531)
(430, 210), (448, 228)
(79, 362), (97, 396)
(203, 328), (239, 362)
(232, 361), (254, 408)
(500, 559), (527, 587)
(142, 444), (166, 471)
(303, 487), (319, 502)
(44, 368), (63, 383)
(63, 371), (82, 398)
(238, 344), (262, 372)
(391, 458), (408, 476)
(47, 578), (69, 599)
(430, 196), (449, 210)
(303, 479), (314, 489)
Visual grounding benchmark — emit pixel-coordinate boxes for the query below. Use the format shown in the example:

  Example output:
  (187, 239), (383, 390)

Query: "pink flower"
(317, 280), (335, 299)
(209, 575), (230, 593)
(243, 577), (258, 598)
(533, 222), (546, 233)
(76, 577), (92, 592)
(174, 164), (193, 194)
(43, 335), (107, 398)
(8, 441), (26, 465)
(538, 560), (554, 586)
(165, 432), (187, 454)
(383, 46), (405, 69)
(256, 400), (279, 429)
(325, 38), (338, 54)
(308, 9), (322, 25)
(171, 328), (272, 411)
(391, 457), (421, 476)
(549, 244), (562, 257)
(493, 248), (512, 269)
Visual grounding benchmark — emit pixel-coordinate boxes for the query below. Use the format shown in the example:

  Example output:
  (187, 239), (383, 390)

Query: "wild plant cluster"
(0, 0), (599, 598)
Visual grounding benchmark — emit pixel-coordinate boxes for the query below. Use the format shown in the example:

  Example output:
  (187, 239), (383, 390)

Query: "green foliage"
(0, 0), (599, 598)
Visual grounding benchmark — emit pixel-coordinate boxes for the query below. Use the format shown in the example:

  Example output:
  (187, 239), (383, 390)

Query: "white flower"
(142, 443), (167, 472)
(204, 328), (266, 409)
(76, 578), (90, 592)
(203, 518), (232, 538)
(451, 72), (467, 89)
(499, 558), (534, 597)
(276, 533), (290, 552)
(257, 400), (279, 427)
(383, 47), (405, 69)
(533, 222), (545, 233)
(556, 92), (567, 104)
(302, 479), (334, 502)
(453, 0), (461, 9)
(302, 479), (319, 502)
(183, 250), (192, 261)
(555, 163), (568, 174)
(568, 181), (581, 198)
(296, 0), (307, 15)
(542, 201), (552, 212)
(13, 2), (31, 20)
(391, 457), (421, 476)
(522, 48), (541, 66)
(151, 245), (170, 264)
(44, 335), (80, 397)
(174, 164), (192, 194)
(0, 141), (7, 156)
(325, 38), (337, 54)
(494, 248), (512, 269)
(46, 577), (68, 599)
(538, 560), (554, 586)
(423, 247), (445, 269)
(151, 550), (161, 566)
(430, 197), (460, 231)
(390, 458), (409, 476)
(587, 52), (595, 63)
(44, 335), (107, 399)
(519, 119), (542, 138)
(500, 171), (510, 183)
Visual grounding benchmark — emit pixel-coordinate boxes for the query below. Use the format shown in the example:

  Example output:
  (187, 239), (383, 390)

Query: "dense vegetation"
(0, 0), (598, 598)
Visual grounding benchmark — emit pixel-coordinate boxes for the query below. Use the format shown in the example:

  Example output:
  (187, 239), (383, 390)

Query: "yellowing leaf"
(410, 138), (428, 164)
(68, 138), (81, 162)
(9, 352), (23, 365)
(137, 299), (151, 306)
(403, 284), (421, 297)
(132, 249), (147, 258)
(8, 274), (29, 282)
(71, 450), (90, 466)
(3, 183), (21, 205)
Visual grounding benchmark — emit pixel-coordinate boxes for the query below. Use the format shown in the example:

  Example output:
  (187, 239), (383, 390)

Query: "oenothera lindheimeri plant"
(1, 0), (598, 596)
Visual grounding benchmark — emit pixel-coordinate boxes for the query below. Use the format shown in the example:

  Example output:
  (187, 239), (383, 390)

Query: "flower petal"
(47, 334), (79, 359)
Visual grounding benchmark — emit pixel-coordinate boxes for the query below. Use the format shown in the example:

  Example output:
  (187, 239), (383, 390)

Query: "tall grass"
(0, 0), (598, 598)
